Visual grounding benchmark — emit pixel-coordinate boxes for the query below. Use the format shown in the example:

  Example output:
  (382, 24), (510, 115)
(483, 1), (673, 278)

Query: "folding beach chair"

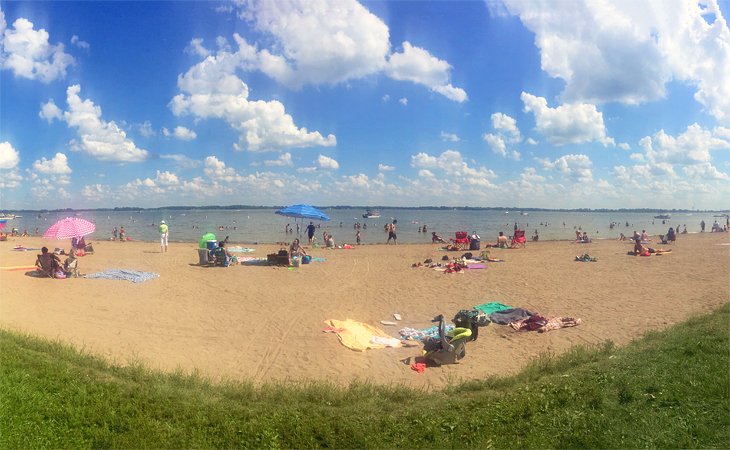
(450, 231), (470, 250)
(511, 229), (526, 248)
(422, 315), (472, 366)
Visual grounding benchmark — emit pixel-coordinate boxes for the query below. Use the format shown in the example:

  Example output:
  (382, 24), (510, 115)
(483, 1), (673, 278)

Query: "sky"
(1, 0), (729, 210)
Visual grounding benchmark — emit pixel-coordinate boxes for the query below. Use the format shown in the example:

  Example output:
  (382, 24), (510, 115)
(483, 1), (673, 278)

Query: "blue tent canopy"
(275, 204), (331, 221)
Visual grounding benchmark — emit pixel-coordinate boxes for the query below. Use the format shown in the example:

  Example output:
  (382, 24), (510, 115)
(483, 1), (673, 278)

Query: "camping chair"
(511, 229), (526, 248)
(36, 253), (59, 278)
(450, 231), (470, 250)
(422, 315), (472, 366)
(64, 256), (79, 278)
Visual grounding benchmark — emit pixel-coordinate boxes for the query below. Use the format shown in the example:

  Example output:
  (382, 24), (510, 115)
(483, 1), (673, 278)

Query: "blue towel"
(85, 269), (159, 283)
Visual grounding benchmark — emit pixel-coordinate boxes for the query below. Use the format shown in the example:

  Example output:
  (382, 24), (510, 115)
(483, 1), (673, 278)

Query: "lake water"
(6, 208), (726, 245)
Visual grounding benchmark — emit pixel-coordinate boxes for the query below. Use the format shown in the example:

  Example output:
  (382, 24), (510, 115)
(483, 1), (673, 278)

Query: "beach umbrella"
(43, 217), (95, 240)
(199, 232), (217, 249)
(0, 220), (6, 231)
(275, 204), (330, 222)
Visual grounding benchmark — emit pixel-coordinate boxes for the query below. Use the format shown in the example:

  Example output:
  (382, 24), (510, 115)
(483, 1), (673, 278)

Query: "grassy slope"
(1, 304), (728, 449)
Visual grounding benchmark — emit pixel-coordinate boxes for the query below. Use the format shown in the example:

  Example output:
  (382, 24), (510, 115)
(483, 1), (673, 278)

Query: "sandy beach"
(1, 233), (728, 389)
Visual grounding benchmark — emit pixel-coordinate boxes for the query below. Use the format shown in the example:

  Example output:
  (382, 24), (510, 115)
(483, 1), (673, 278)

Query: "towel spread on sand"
(325, 319), (397, 351)
(473, 301), (512, 315)
(227, 247), (256, 253)
(489, 308), (534, 325)
(399, 324), (455, 341)
(85, 269), (159, 283)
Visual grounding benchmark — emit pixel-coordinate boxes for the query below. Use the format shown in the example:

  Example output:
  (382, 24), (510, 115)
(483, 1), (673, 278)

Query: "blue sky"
(1, 0), (729, 210)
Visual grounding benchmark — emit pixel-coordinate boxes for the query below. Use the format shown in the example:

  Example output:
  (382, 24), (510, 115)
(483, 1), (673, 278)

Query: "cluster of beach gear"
(325, 301), (582, 373)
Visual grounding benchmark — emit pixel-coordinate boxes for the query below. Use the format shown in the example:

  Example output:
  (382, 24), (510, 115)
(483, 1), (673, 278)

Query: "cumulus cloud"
(138, 120), (156, 137)
(499, 0), (730, 123)
(81, 183), (109, 201)
(263, 152), (293, 167)
(317, 154), (339, 170)
(32, 152), (71, 174)
(483, 133), (520, 160)
(0, 141), (21, 169)
(225, 0), (466, 102)
(170, 39), (336, 151)
(160, 153), (201, 169)
(411, 149), (496, 187)
(385, 42), (467, 102)
(70, 35), (89, 49)
(540, 154), (594, 182)
(521, 92), (614, 146)
(440, 131), (460, 142)
(49, 85), (149, 162)
(491, 112), (521, 142)
(39, 99), (63, 122)
(398, 97), (408, 106)
(1, 16), (74, 82)
(378, 163), (395, 171)
(162, 126), (197, 141)
(618, 142), (631, 150)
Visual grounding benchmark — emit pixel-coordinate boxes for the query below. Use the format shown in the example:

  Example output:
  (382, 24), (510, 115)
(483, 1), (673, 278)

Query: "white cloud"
(160, 153), (201, 169)
(440, 131), (460, 142)
(226, 0), (466, 102)
(540, 154), (594, 182)
(70, 35), (89, 49)
(155, 170), (180, 185)
(526, 137), (538, 145)
(1, 16), (74, 82)
(317, 154), (339, 170)
(521, 92), (614, 146)
(139, 121), (156, 137)
(381, 94), (390, 102)
(263, 152), (293, 167)
(378, 163), (395, 171)
(163, 126), (197, 141)
(50, 85), (149, 162)
(500, 0), (730, 123)
(491, 112), (521, 142)
(483, 133), (520, 160)
(32, 152), (71, 174)
(385, 42), (467, 102)
(0, 141), (21, 169)
(0, 169), (23, 189)
(411, 149), (496, 187)
(185, 38), (210, 58)
(296, 166), (318, 174)
(81, 184), (109, 201)
(203, 155), (241, 182)
(618, 142), (631, 150)
(398, 97), (408, 106)
(170, 40), (336, 151)
(39, 100), (63, 122)
(683, 162), (729, 180)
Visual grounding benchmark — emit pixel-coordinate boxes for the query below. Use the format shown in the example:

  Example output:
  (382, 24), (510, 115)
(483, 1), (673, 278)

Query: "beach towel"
(325, 319), (395, 351)
(85, 269), (159, 283)
(473, 301), (512, 315)
(489, 307), (534, 325)
(510, 316), (582, 332)
(399, 324), (454, 341)
(227, 247), (256, 253)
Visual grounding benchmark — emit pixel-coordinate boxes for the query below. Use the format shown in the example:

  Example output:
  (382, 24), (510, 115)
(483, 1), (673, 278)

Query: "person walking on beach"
(159, 220), (169, 253)
(113, 226), (118, 241)
(356, 229), (361, 245)
(700, 220), (705, 232)
(306, 221), (316, 244)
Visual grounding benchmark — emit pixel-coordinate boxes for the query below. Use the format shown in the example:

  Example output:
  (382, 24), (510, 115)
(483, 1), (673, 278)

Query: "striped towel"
(85, 269), (159, 283)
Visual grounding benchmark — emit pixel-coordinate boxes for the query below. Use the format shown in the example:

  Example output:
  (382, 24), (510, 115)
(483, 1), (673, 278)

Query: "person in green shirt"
(159, 220), (169, 253)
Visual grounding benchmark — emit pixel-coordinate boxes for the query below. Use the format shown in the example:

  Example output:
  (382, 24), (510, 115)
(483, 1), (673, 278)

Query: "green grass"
(2, 304), (729, 449)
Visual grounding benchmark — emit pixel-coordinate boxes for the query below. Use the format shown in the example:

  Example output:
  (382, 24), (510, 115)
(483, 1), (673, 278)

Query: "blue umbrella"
(275, 204), (331, 221)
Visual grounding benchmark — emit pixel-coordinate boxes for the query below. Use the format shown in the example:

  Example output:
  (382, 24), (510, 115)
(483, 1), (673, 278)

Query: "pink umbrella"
(43, 217), (96, 240)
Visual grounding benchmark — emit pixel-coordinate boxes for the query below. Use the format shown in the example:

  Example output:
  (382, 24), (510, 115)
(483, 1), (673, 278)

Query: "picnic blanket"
(85, 269), (159, 283)
(399, 323), (455, 341)
(324, 319), (398, 351)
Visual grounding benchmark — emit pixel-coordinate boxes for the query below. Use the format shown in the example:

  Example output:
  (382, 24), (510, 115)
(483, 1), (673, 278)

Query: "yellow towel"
(325, 319), (393, 351)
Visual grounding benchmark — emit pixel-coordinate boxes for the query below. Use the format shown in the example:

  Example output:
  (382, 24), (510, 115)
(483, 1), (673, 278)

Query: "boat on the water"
(362, 209), (381, 219)
(654, 214), (671, 219)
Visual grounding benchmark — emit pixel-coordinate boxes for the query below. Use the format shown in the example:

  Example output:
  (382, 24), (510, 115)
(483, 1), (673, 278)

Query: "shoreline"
(2, 233), (728, 388)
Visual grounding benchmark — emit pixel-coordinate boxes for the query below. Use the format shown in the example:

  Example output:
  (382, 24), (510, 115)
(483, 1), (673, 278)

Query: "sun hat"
(161, 220), (165, 224)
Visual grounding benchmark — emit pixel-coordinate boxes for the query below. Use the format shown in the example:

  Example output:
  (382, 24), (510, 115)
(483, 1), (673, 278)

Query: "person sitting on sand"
(212, 241), (233, 267)
(432, 232), (446, 243)
(618, 233), (626, 241)
(581, 231), (591, 243)
(497, 231), (508, 248)
(326, 234), (335, 248)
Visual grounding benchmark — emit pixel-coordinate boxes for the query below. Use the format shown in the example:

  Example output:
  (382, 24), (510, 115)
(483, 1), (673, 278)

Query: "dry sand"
(1, 233), (728, 389)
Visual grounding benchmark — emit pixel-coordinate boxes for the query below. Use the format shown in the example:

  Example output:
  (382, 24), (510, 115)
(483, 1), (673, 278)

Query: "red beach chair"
(511, 230), (526, 248)
(451, 231), (470, 250)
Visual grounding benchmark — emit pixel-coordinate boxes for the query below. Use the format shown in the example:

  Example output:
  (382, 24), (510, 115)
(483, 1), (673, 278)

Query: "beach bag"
(302, 255), (312, 264)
